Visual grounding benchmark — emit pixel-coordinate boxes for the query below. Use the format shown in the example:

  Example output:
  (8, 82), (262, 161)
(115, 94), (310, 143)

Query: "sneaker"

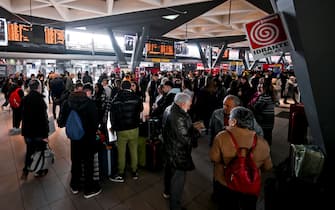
(83, 187), (102, 199)
(70, 186), (80, 195)
(109, 174), (125, 183)
(34, 169), (48, 177)
(162, 192), (170, 199)
(132, 171), (139, 180)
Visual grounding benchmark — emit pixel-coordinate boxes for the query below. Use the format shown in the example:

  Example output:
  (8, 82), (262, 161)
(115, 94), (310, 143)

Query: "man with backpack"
(57, 82), (101, 199)
(9, 79), (24, 135)
(210, 107), (272, 210)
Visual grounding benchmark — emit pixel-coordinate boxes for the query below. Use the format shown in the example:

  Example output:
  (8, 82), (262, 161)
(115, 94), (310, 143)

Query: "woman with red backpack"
(210, 107), (272, 210)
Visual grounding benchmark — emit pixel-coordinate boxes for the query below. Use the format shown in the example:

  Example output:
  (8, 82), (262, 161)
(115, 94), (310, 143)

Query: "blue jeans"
(170, 169), (186, 210)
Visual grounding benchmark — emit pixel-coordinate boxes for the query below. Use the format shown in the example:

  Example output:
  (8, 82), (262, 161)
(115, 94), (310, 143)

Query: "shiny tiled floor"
(0, 93), (291, 210)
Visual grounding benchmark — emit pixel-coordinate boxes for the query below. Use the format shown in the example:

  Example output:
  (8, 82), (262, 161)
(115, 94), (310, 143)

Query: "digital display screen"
(7, 22), (65, 45)
(2, 21), (65, 53)
(7, 22), (32, 42)
(44, 27), (65, 45)
(146, 39), (174, 58)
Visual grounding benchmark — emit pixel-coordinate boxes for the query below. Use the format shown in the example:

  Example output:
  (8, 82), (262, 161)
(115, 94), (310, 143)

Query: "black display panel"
(2, 21), (65, 53)
(145, 39), (175, 59)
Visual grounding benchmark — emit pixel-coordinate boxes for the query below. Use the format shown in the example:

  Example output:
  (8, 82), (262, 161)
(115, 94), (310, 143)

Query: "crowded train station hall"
(0, 0), (333, 210)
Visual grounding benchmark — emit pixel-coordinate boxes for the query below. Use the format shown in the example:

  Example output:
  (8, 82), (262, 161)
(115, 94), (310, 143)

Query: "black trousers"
(216, 181), (258, 210)
(263, 128), (273, 146)
(12, 107), (22, 128)
(70, 140), (99, 191)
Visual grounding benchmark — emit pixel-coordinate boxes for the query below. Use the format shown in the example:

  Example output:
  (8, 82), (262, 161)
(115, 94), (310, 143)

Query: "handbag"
(28, 145), (55, 172)
(107, 112), (117, 143)
(290, 144), (325, 183)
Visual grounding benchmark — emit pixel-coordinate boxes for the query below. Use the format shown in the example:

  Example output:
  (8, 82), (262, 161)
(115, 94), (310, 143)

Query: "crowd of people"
(0, 68), (299, 210)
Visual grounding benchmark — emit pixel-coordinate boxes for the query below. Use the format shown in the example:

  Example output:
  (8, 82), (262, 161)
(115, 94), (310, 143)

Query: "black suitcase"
(99, 143), (118, 180)
(145, 139), (163, 171)
(148, 118), (161, 140)
(288, 103), (308, 144)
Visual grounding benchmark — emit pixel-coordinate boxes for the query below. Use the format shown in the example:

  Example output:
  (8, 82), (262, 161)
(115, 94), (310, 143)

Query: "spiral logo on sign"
(250, 23), (279, 46)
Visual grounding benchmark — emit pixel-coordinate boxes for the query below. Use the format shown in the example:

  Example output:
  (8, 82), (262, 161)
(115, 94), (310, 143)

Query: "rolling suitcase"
(99, 143), (118, 180)
(146, 139), (163, 171)
(148, 118), (161, 140)
(288, 103), (308, 144)
(146, 118), (163, 171)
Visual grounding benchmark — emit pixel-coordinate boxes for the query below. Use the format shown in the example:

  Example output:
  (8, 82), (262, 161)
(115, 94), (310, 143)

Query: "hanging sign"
(245, 13), (291, 60)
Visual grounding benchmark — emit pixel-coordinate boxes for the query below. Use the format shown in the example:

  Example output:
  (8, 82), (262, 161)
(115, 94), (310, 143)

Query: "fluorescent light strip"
(162, 14), (179, 20)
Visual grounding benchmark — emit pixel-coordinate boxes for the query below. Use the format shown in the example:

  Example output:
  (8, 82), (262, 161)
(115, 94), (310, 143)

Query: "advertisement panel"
(0, 18), (8, 46)
(245, 13), (291, 60)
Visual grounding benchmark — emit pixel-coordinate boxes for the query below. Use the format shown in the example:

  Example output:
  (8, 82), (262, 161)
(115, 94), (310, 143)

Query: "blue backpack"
(65, 110), (85, 140)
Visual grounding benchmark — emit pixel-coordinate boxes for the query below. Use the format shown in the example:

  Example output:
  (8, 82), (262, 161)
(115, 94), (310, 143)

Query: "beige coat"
(209, 127), (273, 187)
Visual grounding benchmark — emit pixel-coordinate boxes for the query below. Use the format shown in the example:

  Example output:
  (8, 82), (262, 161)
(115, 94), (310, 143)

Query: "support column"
(208, 46), (213, 69)
(248, 60), (259, 71)
(277, 0), (335, 195)
(276, 52), (285, 64)
(196, 42), (209, 69)
(131, 26), (149, 72)
(212, 43), (227, 68)
(108, 29), (127, 65)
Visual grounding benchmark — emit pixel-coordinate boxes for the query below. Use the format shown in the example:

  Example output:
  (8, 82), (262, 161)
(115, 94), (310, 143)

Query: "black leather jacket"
(162, 103), (199, 171)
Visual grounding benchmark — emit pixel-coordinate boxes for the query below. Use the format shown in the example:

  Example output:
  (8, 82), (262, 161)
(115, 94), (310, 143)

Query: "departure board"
(146, 39), (175, 58)
(7, 22), (32, 42)
(44, 27), (65, 45)
(2, 21), (65, 53)
(7, 22), (64, 45)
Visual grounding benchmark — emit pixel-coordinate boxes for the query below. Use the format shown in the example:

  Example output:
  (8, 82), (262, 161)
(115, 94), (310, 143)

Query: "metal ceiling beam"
(108, 29), (127, 65)
(196, 42), (209, 69)
(246, 0), (274, 14)
(212, 42), (227, 68)
(131, 26), (150, 72)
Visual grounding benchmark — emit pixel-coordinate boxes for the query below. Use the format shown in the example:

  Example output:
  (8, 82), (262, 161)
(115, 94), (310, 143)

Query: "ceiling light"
(162, 14), (179, 21)
(74, 26), (87, 30)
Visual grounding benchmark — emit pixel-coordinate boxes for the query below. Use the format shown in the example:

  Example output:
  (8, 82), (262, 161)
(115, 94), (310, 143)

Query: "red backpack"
(224, 130), (261, 196)
(9, 88), (22, 108)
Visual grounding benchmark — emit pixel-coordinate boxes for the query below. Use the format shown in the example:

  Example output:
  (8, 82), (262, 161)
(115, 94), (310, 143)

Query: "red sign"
(245, 13), (291, 60)
(245, 13), (287, 49)
(262, 64), (283, 71)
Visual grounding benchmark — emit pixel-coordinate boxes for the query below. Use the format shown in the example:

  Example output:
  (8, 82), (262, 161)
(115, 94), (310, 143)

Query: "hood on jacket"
(68, 91), (90, 111)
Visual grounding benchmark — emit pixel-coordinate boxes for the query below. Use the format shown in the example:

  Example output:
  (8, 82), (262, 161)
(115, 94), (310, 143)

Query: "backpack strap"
(251, 134), (258, 150)
(226, 130), (239, 150)
(226, 130), (258, 156)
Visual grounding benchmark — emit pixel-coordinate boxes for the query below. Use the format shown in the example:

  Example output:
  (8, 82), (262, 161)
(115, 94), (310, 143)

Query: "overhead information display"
(7, 22), (32, 42)
(2, 21), (65, 53)
(44, 27), (65, 45)
(145, 39), (175, 58)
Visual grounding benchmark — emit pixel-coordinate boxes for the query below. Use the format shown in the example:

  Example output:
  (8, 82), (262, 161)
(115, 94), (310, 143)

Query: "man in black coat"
(58, 82), (100, 199)
(162, 92), (202, 210)
(107, 80), (143, 183)
(21, 79), (49, 180)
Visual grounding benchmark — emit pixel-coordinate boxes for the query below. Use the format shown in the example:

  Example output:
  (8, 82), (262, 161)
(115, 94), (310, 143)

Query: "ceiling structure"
(0, 0), (273, 47)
